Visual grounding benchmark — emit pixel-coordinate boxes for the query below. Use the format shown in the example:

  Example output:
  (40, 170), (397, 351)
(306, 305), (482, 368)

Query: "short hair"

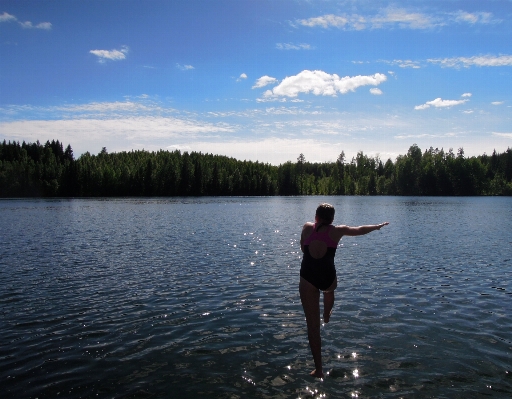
(316, 203), (335, 224)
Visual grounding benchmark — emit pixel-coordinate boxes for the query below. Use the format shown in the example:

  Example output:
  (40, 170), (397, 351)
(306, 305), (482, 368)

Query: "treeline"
(1, 140), (511, 197)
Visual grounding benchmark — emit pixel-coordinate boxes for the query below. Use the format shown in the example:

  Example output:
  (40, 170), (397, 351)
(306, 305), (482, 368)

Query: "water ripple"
(0, 197), (511, 398)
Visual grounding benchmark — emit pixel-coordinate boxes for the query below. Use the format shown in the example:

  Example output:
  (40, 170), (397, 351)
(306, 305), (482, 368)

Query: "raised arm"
(336, 222), (389, 237)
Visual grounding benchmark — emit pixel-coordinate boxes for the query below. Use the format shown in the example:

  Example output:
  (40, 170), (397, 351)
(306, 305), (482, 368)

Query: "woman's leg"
(323, 278), (337, 323)
(299, 277), (323, 378)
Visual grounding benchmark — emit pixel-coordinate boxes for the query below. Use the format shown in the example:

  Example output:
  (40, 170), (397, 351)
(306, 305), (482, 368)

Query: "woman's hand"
(376, 222), (389, 230)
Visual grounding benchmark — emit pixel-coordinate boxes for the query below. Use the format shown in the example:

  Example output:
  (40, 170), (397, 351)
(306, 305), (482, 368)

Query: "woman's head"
(315, 203), (335, 224)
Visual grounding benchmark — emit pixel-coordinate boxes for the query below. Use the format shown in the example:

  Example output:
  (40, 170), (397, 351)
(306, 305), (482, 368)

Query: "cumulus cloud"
(276, 43), (312, 50)
(370, 88), (383, 95)
(0, 12), (52, 29)
(252, 76), (278, 89)
(90, 46), (129, 63)
(260, 70), (387, 98)
(236, 73), (247, 82)
(491, 101), (504, 105)
(428, 55), (512, 68)
(415, 97), (469, 110)
(461, 93), (472, 97)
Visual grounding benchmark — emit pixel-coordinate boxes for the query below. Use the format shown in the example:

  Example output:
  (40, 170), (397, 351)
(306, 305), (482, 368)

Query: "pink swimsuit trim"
(302, 223), (338, 248)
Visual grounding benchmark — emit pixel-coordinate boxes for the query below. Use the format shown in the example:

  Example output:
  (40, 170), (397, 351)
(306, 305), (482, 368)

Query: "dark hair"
(315, 203), (335, 224)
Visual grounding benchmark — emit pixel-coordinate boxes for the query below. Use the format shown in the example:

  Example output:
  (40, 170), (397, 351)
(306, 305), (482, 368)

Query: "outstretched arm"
(337, 222), (389, 237)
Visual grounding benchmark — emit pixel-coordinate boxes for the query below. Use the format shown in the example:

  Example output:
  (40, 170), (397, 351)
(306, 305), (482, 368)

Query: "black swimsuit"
(300, 224), (338, 291)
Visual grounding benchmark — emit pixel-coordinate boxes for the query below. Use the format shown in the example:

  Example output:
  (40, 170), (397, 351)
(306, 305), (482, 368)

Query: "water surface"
(1, 197), (511, 398)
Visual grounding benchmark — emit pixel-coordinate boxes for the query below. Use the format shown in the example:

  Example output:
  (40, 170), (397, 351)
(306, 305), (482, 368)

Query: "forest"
(1, 139), (511, 197)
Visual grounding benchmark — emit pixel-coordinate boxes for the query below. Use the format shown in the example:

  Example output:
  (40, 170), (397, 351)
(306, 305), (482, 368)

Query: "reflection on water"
(0, 196), (511, 398)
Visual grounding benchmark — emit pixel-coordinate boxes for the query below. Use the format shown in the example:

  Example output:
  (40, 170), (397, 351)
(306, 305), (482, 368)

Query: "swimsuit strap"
(304, 223), (338, 248)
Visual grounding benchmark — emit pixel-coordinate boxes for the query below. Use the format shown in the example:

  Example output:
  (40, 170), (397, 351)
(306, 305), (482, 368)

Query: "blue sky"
(1, 0), (511, 164)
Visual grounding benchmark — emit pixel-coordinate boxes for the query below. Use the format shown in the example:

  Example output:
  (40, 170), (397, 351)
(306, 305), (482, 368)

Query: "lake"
(0, 196), (511, 398)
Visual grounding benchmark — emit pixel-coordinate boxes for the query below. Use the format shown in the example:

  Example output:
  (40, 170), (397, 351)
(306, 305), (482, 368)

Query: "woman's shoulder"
(329, 224), (348, 241)
(302, 222), (315, 235)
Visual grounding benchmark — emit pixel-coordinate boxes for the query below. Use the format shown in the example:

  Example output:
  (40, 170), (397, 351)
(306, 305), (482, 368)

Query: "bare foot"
(323, 309), (332, 324)
(310, 369), (324, 379)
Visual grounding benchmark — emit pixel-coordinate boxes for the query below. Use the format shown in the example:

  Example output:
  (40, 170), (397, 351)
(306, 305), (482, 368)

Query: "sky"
(1, 0), (511, 165)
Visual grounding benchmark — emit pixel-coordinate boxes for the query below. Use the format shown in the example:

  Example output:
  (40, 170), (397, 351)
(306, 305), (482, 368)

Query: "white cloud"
(37, 22), (52, 30)
(276, 43), (312, 50)
(428, 55), (512, 68)
(256, 96), (287, 103)
(0, 12), (17, 22)
(261, 70), (387, 98)
(394, 133), (459, 139)
(298, 14), (351, 29)
(393, 59), (421, 68)
(0, 12), (51, 29)
(184, 137), (361, 164)
(370, 88), (383, 95)
(20, 21), (34, 29)
(3, 97), (508, 164)
(414, 104), (431, 110)
(461, 93), (472, 97)
(252, 76), (278, 89)
(20, 21), (52, 30)
(166, 144), (192, 152)
(492, 132), (512, 138)
(297, 8), (499, 32)
(415, 97), (469, 110)
(176, 64), (194, 71)
(236, 73), (247, 82)
(90, 46), (129, 63)
(0, 116), (235, 157)
(453, 11), (495, 24)
(297, 8), (438, 30)
(491, 101), (504, 105)
(372, 8), (437, 29)
(58, 101), (162, 116)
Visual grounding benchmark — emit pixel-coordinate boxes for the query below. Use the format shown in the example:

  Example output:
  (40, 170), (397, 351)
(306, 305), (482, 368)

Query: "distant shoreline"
(1, 140), (511, 197)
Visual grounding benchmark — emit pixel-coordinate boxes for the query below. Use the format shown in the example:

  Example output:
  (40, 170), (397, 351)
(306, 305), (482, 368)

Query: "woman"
(300, 203), (389, 378)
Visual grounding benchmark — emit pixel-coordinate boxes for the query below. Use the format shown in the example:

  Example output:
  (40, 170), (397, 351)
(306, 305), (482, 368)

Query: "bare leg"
(323, 291), (334, 323)
(323, 278), (337, 324)
(299, 277), (323, 378)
